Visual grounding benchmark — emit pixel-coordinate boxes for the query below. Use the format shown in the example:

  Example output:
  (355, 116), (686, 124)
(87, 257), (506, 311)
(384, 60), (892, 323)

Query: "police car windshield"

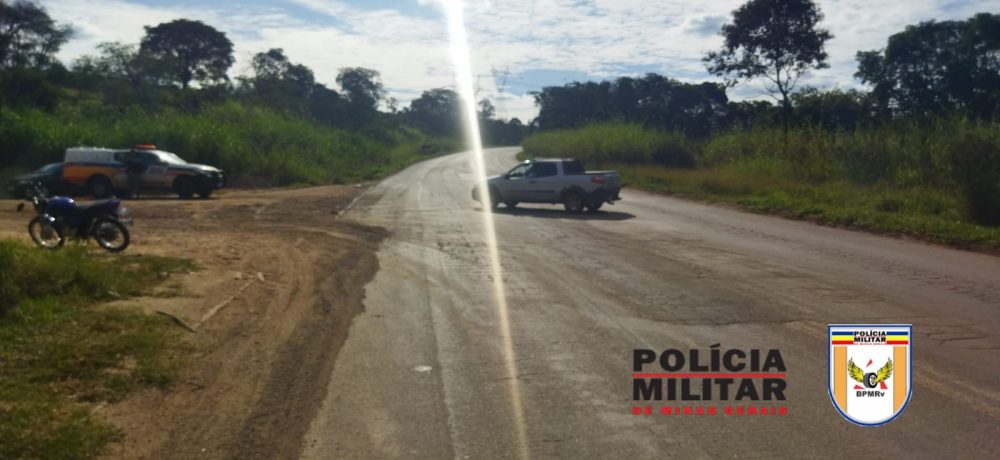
(156, 151), (187, 165)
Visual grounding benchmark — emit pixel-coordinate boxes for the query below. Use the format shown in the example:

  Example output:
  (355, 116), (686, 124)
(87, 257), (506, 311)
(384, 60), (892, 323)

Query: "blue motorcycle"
(22, 183), (132, 252)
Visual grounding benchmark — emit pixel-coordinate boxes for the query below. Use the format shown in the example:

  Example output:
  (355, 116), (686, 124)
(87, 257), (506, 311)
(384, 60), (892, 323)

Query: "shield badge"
(828, 324), (912, 426)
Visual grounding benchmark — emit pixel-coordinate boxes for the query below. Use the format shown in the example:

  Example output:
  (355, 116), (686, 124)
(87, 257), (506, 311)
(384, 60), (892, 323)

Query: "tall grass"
(700, 120), (1000, 224)
(0, 101), (458, 185)
(0, 242), (194, 315)
(522, 121), (695, 167)
(522, 119), (1000, 241)
(701, 119), (999, 187)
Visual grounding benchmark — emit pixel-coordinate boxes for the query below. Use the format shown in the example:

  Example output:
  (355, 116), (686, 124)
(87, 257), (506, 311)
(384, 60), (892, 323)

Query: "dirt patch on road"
(0, 185), (385, 459)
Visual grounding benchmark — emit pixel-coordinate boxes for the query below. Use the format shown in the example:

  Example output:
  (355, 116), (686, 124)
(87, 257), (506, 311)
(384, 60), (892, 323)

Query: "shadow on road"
(476, 206), (636, 221)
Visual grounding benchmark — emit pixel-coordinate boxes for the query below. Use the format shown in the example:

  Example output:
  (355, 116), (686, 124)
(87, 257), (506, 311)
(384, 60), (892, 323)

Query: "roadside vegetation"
(0, 240), (195, 458)
(524, 120), (1000, 249)
(0, 4), (524, 187)
(0, 101), (462, 185)
(0, 2), (522, 456)
(523, 5), (1000, 249)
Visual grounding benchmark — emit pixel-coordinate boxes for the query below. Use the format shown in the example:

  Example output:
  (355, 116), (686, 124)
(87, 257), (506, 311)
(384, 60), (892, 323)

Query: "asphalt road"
(301, 147), (1000, 459)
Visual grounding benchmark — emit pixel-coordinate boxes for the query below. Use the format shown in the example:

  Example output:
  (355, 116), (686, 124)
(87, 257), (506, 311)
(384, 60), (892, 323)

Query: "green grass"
(522, 120), (1000, 249)
(614, 165), (1000, 248)
(0, 101), (459, 187)
(0, 241), (194, 459)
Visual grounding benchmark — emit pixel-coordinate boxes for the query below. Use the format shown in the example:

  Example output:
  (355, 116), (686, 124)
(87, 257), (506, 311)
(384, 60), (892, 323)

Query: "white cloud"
(49, 0), (203, 61)
(43, 0), (998, 122)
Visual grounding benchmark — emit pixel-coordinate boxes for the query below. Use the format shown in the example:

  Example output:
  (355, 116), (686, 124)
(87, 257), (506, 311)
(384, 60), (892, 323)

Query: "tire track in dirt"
(0, 185), (385, 459)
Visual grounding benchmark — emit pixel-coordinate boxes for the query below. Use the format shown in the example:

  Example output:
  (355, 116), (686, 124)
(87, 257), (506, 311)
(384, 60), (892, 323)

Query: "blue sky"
(45, 0), (996, 121)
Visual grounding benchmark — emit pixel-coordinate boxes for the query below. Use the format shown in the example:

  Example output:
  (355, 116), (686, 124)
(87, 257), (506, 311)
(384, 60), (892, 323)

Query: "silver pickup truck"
(472, 158), (621, 212)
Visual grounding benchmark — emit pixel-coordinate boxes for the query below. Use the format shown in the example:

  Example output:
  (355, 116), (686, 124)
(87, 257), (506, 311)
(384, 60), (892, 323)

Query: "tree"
(283, 64), (315, 93)
(612, 76), (640, 122)
(726, 100), (778, 129)
(336, 67), (385, 110)
(477, 98), (495, 121)
(241, 48), (317, 113)
(532, 81), (614, 129)
(0, 66), (61, 110)
(247, 49), (314, 93)
(406, 88), (464, 136)
(72, 41), (145, 87)
(139, 19), (233, 89)
(530, 74), (729, 137)
(0, 0), (72, 68)
(792, 88), (868, 129)
(336, 67), (385, 125)
(250, 48), (289, 80)
(855, 13), (1000, 119)
(632, 74), (729, 137)
(704, 0), (832, 129)
(309, 84), (349, 125)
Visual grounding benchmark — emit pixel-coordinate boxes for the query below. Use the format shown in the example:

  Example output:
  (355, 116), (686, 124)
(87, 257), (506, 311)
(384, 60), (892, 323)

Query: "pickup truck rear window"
(562, 160), (585, 174)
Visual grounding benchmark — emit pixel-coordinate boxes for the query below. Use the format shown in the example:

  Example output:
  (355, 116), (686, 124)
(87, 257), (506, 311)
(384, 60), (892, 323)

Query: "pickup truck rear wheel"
(563, 191), (585, 213)
(586, 202), (603, 212)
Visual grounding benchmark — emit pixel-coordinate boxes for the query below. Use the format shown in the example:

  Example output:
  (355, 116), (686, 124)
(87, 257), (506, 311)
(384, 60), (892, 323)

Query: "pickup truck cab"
(62, 145), (225, 199)
(472, 158), (621, 212)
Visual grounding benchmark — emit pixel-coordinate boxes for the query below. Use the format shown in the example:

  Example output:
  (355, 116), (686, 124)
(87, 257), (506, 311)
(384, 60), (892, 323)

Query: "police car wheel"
(175, 178), (195, 199)
(88, 176), (113, 199)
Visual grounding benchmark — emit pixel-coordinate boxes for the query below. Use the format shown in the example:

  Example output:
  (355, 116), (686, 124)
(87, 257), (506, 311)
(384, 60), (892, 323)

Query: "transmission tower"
(491, 66), (510, 119)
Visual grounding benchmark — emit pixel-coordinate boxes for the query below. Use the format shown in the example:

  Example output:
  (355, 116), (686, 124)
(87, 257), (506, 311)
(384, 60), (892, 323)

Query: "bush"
(0, 68), (63, 111)
(950, 129), (1000, 225)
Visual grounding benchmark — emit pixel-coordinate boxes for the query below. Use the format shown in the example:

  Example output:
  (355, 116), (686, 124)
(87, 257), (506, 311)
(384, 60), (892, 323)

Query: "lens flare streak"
(442, 1), (530, 458)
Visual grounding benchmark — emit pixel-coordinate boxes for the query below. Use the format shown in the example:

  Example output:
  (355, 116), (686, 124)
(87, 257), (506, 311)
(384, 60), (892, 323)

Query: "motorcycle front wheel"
(28, 217), (65, 249)
(92, 217), (130, 253)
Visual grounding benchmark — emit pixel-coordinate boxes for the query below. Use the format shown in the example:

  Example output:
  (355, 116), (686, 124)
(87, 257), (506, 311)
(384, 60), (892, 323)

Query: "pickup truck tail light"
(591, 175), (606, 184)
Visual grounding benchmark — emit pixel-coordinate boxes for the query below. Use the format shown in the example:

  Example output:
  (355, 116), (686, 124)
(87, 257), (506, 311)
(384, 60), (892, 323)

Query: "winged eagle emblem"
(848, 358), (893, 388)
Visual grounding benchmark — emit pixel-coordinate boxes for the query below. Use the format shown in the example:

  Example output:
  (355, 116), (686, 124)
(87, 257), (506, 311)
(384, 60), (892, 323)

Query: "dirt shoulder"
(0, 185), (385, 459)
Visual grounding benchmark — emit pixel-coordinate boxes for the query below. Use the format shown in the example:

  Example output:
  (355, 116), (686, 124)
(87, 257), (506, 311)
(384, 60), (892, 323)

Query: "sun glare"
(442, 1), (530, 458)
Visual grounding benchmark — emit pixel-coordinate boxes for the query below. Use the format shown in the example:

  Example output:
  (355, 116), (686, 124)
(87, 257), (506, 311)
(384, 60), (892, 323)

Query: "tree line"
(532, 0), (999, 136)
(1, 0), (997, 155)
(524, 0), (1000, 227)
(0, 0), (526, 158)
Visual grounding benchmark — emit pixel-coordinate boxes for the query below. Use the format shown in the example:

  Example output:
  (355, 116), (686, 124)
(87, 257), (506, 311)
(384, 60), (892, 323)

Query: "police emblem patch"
(828, 324), (912, 426)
